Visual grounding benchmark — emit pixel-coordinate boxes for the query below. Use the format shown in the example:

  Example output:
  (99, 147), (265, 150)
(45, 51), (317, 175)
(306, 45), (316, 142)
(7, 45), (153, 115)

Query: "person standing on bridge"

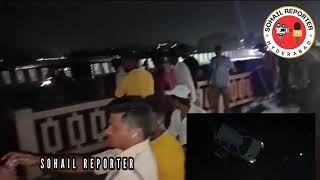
(208, 46), (236, 113)
(165, 84), (206, 150)
(1, 98), (159, 180)
(115, 53), (155, 98)
(175, 44), (200, 89)
(151, 54), (176, 109)
(146, 96), (185, 180)
(167, 50), (197, 103)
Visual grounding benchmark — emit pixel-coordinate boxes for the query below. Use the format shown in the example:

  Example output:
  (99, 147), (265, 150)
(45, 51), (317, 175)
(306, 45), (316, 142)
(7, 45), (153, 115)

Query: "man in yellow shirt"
(115, 54), (155, 98)
(147, 96), (185, 180)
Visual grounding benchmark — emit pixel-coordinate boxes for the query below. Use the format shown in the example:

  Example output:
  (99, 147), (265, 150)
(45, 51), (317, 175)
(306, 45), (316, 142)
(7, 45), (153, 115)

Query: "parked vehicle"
(214, 123), (264, 164)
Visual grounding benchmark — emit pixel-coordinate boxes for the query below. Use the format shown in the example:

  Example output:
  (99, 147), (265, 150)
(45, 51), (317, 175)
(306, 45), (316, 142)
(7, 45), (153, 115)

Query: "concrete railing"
(13, 72), (254, 178)
(197, 72), (254, 112)
(14, 98), (113, 179)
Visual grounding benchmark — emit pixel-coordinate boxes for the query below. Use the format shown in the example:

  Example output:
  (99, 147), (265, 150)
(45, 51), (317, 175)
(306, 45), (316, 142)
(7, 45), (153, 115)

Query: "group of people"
(0, 44), (238, 180)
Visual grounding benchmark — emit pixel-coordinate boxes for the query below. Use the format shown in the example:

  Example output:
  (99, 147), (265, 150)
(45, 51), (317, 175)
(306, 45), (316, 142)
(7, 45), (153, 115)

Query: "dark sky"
(0, 1), (319, 57)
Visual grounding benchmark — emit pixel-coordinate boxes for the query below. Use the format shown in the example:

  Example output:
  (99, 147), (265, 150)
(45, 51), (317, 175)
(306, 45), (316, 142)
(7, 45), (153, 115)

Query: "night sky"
(0, 1), (319, 57)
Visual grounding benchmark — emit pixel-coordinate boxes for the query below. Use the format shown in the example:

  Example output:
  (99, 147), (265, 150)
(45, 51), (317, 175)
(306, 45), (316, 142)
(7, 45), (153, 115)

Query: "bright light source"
(240, 39), (244, 43)
(36, 56), (66, 61)
(40, 77), (52, 87)
(299, 153), (303, 156)
(249, 159), (256, 164)
(261, 142), (264, 149)
(231, 56), (263, 61)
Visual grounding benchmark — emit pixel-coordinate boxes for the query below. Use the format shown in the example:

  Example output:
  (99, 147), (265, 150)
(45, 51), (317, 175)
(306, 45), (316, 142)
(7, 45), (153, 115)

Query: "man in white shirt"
(167, 50), (197, 103)
(165, 85), (206, 150)
(1, 98), (158, 180)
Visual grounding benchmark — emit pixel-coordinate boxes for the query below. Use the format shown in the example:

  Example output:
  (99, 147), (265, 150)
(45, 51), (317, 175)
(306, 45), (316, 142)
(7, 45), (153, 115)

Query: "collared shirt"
(168, 104), (206, 145)
(150, 131), (185, 180)
(209, 56), (235, 88)
(92, 140), (158, 180)
(115, 68), (155, 98)
(174, 62), (196, 102)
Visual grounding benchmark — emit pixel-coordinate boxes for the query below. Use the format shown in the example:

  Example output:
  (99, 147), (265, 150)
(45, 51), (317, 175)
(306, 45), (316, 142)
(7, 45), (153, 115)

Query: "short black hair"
(214, 46), (222, 52)
(166, 49), (178, 57)
(145, 96), (167, 116)
(106, 97), (153, 139)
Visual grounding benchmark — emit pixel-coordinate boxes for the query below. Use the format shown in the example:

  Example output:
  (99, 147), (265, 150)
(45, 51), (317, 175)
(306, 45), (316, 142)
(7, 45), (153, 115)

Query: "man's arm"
(229, 59), (237, 73)
(0, 168), (18, 180)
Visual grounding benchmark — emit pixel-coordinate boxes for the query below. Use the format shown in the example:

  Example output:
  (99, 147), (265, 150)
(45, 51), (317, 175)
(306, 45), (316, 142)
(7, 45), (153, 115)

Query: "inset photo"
(187, 113), (316, 180)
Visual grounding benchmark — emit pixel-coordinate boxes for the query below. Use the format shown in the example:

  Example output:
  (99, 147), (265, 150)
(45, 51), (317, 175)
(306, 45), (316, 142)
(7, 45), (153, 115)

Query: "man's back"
(115, 68), (155, 98)
(174, 62), (196, 102)
(209, 56), (234, 88)
(151, 131), (185, 180)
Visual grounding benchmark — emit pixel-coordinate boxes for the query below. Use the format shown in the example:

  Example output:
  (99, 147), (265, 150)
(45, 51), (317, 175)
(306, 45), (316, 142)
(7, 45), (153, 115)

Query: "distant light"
(194, 50), (198, 53)
(261, 142), (264, 149)
(231, 56), (263, 61)
(41, 77), (52, 87)
(299, 153), (303, 156)
(171, 44), (178, 48)
(36, 56), (66, 61)
(240, 39), (245, 43)
(249, 159), (256, 164)
(0, 59), (3, 62)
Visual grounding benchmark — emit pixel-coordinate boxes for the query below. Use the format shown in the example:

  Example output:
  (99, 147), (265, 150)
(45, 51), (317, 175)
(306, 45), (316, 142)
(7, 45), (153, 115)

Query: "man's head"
(214, 46), (223, 57)
(165, 85), (191, 109)
(152, 55), (165, 68)
(121, 54), (139, 73)
(175, 44), (189, 58)
(103, 97), (153, 150)
(255, 43), (266, 53)
(145, 96), (167, 137)
(167, 50), (179, 65)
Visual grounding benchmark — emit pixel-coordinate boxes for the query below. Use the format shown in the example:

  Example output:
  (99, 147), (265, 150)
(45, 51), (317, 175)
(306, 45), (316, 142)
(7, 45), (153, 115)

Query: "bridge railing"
(197, 72), (254, 112)
(13, 72), (254, 178)
(14, 98), (113, 179)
